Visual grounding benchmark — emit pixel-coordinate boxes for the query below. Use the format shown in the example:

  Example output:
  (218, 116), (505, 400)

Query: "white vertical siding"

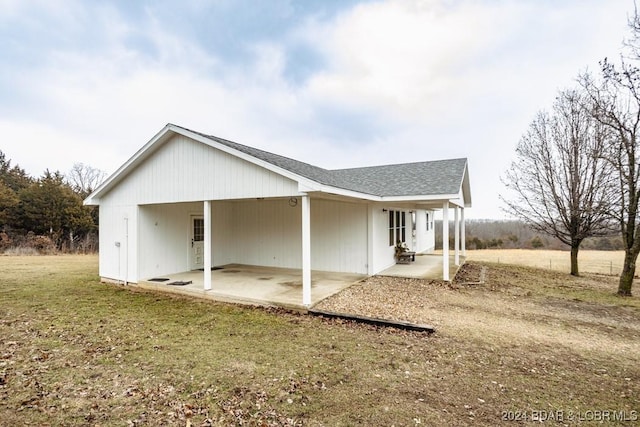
(414, 209), (435, 253)
(426, 209), (436, 252)
(205, 198), (370, 274)
(370, 204), (396, 274)
(98, 203), (138, 282)
(230, 199), (302, 268)
(211, 201), (234, 266)
(310, 199), (368, 274)
(135, 201), (237, 279)
(100, 135), (300, 205)
(137, 202), (200, 278)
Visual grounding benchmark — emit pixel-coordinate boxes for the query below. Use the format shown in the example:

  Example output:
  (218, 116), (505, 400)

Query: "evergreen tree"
(16, 170), (93, 249)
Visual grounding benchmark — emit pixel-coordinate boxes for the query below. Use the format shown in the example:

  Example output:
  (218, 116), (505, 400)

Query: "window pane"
(194, 218), (204, 241)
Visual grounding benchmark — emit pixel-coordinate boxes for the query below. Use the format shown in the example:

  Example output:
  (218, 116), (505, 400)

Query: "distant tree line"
(435, 219), (623, 252)
(0, 150), (105, 254)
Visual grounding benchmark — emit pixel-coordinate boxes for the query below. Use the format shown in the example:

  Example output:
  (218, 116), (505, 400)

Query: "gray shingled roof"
(178, 125), (467, 197)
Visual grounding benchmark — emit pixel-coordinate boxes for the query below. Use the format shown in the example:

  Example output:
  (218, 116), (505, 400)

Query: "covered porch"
(134, 198), (468, 308)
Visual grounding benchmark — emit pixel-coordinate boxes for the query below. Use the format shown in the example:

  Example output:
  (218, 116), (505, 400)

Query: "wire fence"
(491, 258), (624, 276)
(466, 250), (625, 277)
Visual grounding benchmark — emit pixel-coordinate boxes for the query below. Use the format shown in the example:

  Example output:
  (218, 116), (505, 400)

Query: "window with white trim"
(388, 210), (406, 246)
(193, 218), (204, 242)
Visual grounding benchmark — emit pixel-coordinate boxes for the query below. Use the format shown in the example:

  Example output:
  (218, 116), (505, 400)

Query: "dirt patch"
(453, 262), (485, 284)
(316, 262), (640, 354)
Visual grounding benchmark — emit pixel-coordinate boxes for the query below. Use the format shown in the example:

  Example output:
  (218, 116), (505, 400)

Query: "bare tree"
(578, 8), (640, 296)
(582, 60), (640, 295)
(66, 163), (107, 198)
(501, 89), (615, 276)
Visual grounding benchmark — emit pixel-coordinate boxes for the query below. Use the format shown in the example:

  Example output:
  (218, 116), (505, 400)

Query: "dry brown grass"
(466, 249), (625, 275)
(1, 255), (639, 425)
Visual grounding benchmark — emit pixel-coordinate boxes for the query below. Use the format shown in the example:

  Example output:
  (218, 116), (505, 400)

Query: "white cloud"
(0, 0), (633, 219)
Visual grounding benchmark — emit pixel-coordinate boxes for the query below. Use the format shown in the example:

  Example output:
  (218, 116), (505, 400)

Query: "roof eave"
(380, 194), (461, 203)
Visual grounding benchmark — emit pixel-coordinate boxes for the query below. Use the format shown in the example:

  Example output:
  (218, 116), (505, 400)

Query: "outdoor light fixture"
(382, 209), (388, 213)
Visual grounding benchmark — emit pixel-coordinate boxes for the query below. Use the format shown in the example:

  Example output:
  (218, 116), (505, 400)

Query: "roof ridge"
(170, 123), (331, 174)
(332, 157), (467, 172)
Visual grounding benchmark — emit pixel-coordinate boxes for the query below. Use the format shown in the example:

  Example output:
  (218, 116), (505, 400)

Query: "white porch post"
(204, 200), (212, 291)
(461, 207), (466, 257)
(454, 206), (460, 266)
(442, 202), (450, 281)
(302, 195), (311, 306)
(366, 204), (375, 275)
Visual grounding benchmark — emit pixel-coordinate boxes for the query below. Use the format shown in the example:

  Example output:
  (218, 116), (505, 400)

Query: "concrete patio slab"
(134, 264), (366, 310)
(127, 255), (463, 310)
(379, 253), (464, 280)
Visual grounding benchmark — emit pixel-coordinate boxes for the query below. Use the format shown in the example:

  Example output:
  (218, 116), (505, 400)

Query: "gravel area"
(314, 263), (483, 325)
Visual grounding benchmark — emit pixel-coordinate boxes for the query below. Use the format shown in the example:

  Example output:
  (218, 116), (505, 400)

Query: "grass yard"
(1, 255), (639, 425)
(466, 249), (626, 276)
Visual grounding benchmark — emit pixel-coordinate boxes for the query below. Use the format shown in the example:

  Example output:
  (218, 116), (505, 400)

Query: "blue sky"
(0, 0), (633, 218)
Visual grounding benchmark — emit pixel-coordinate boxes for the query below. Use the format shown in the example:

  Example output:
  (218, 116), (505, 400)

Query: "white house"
(85, 124), (471, 306)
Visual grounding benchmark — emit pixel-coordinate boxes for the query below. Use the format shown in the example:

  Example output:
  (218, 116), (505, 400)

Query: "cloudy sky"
(0, 0), (633, 218)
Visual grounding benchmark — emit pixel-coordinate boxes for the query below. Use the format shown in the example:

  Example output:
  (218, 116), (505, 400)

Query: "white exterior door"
(191, 216), (205, 270)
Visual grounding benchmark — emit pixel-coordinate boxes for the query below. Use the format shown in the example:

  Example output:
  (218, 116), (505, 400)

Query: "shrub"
(26, 233), (56, 254)
(530, 236), (544, 249)
(0, 231), (12, 251)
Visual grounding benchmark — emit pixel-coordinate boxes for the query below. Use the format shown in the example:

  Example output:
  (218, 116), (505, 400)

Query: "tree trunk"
(618, 250), (637, 296)
(570, 244), (580, 276)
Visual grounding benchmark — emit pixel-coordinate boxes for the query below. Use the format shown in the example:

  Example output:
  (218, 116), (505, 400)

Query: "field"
(466, 249), (625, 276)
(1, 255), (639, 425)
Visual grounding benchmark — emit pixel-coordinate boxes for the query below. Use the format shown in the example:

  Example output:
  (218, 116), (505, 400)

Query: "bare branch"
(66, 163), (107, 198)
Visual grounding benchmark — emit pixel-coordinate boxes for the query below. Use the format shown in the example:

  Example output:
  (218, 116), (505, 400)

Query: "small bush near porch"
(1, 256), (639, 425)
